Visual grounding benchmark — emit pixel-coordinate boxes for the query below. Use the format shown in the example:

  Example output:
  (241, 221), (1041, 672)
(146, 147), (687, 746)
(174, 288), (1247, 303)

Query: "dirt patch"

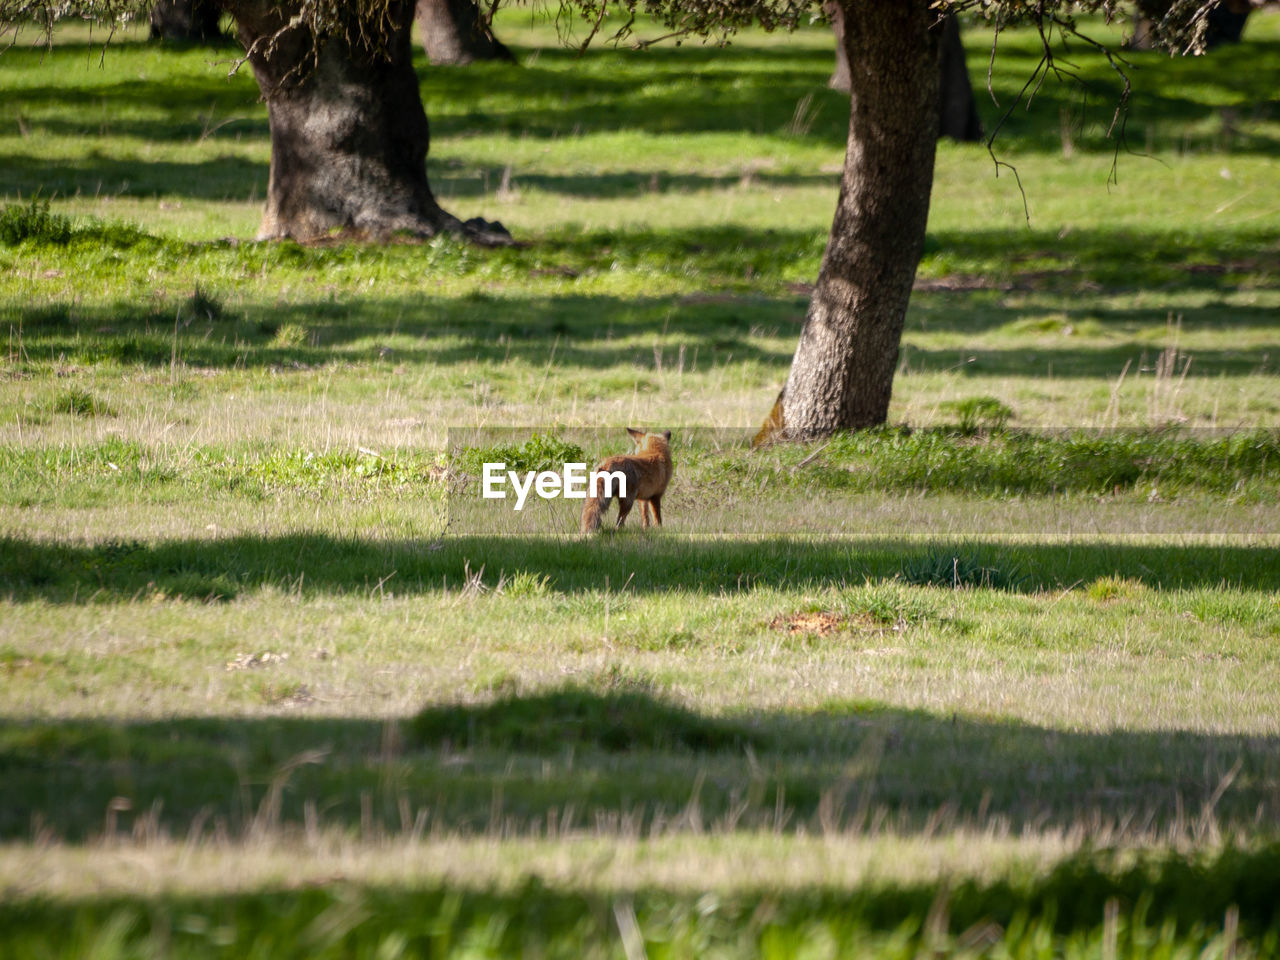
(769, 611), (846, 636)
(226, 651), (290, 671)
(678, 292), (768, 306)
(914, 274), (1010, 293)
(1186, 258), (1274, 275)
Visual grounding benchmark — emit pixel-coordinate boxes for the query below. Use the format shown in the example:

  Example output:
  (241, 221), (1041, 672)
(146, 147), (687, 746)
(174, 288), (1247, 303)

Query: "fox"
(580, 428), (673, 534)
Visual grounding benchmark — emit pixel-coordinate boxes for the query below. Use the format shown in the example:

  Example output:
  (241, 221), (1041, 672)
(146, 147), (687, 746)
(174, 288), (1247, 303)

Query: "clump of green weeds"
(1086, 575), (1148, 601)
(900, 549), (1027, 590)
(0, 198), (72, 246)
(271, 323), (310, 348)
(941, 396), (1015, 434)
(245, 449), (436, 493)
(51, 389), (115, 418)
(502, 570), (555, 598)
(181, 286), (225, 323)
(455, 433), (588, 474)
(842, 580), (936, 626)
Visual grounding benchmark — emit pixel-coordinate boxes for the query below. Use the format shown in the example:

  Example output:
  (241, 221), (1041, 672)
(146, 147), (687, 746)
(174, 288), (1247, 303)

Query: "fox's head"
(626, 427), (672, 454)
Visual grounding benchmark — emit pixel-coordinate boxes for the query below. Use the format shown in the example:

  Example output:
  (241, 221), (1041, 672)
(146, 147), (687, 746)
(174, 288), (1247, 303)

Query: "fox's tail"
(580, 492), (612, 534)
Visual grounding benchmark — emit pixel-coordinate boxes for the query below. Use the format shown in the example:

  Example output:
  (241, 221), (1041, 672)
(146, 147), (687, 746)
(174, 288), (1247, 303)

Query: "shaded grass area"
(3, 219), (1278, 309)
(410, 683), (766, 753)
(4, 533), (1280, 604)
(2, 690), (1279, 843)
(1, 220), (1275, 429)
(3, 16), (1278, 191)
(5, 842), (1280, 959)
(6, 287), (1277, 383)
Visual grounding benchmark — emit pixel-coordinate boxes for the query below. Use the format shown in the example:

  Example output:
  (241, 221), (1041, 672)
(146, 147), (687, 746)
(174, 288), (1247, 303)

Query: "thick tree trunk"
(780, 1), (941, 438)
(222, 0), (509, 244)
(826, 5), (978, 143)
(416, 0), (515, 65)
(150, 0), (223, 42)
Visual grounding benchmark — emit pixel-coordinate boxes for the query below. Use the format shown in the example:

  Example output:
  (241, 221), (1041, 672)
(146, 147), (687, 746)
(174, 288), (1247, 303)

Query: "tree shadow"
(900, 341), (1276, 379)
(3, 25), (1277, 211)
(426, 34), (1280, 156)
(0, 291), (797, 372)
(921, 226), (1280, 295)
(0, 152), (269, 203)
(2, 77), (267, 143)
(6, 285), (1276, 379)
(3, 687), (1279, 847)
(4, 839), (1280, 952)
(432, 167), (840, 200)
(4, 534), (1280, 606)
(976, 31), (1280, 156)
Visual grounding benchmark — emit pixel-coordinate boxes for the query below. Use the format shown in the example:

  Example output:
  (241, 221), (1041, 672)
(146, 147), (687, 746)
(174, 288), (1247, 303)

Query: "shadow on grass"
(2, 687), (1279, 846)
(6, 28), (1280, 161)
(7, 291), (1278, 377)
(3, 218), (1278, 377)
(0, 151), (845, 205)
(426, 38), (1280, 157)
(4, 26), (1279, 211)
(1, 292), (798, 373)
(901, 340), (1277, 379)
(4, 534), (1280, 605)
(0, 152), (270, 204)
(433, 166), (840, 200)
(3, 842), (1280, 955)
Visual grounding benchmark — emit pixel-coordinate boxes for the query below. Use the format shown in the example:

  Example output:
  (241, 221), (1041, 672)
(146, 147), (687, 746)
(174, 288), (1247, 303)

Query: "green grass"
(5, 844), (1280, 958)
(2, 8), (1280, 958)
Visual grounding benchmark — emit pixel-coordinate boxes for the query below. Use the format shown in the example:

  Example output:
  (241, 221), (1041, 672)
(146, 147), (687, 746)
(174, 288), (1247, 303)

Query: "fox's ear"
(663, 430), (671, 441)
(625, 427), (643, 440)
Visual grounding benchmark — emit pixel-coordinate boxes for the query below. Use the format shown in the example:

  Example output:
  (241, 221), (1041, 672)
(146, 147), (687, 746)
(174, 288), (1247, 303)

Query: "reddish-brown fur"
(580, 428), (673, 534)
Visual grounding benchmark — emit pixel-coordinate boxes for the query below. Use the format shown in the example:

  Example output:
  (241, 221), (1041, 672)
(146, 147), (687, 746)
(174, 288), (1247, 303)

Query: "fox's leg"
(649, 495), (663, 527)
(639, 500), (653, 528)
(615, 495), (636, 529)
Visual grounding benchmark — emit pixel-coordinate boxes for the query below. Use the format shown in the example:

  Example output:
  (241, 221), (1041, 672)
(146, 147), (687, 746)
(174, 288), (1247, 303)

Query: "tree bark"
(222, 0), (510, 244)
(150, 0), (223, 42)
(826, 5), (979, 143)
(416, 0), (515, 65)
(780, 1), (941, 438)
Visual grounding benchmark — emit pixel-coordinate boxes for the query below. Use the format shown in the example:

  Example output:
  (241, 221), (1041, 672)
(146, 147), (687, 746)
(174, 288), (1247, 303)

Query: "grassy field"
(2, 8), (1280, 958)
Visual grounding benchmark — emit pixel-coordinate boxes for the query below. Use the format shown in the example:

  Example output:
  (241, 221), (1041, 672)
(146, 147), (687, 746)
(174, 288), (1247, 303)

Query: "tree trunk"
(150, 0), (223, 42)
(416, 0), (515, 65)
(937, 14), (982, 142)
(1131, 0), (1250, 50)
(824, 1), (851, 94)
(222, 0), (510, 244)
(1205, 1), (1250, 45)
(827, 6), (978, 143)
(780, 1), (941, 438)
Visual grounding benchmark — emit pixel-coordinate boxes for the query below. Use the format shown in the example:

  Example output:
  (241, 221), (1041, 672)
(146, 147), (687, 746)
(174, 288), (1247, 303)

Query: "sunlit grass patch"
(1086, 574), (1148, 602)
